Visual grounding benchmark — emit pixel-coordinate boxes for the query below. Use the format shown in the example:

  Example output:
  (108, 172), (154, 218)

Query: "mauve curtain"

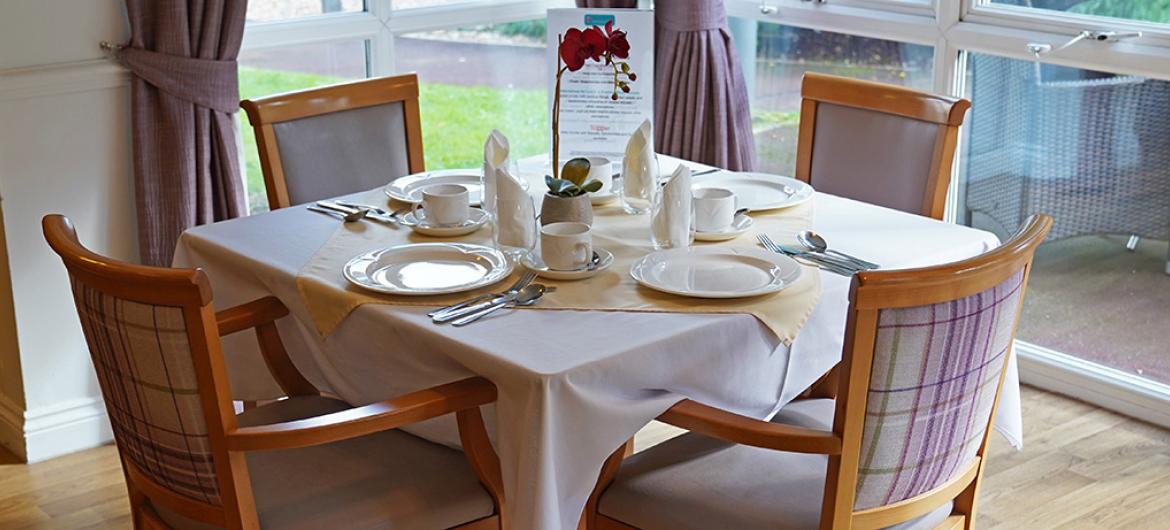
(119, 0), (248, 266)
(577, 0), (757, 170)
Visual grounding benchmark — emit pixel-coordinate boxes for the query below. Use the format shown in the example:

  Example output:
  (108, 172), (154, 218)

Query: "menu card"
(547, 8), (654, 161)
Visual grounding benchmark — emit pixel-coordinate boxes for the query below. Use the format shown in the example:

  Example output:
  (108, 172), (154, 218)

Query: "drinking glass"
(621, 152), (659, 215)
(492, 192), (537, 261)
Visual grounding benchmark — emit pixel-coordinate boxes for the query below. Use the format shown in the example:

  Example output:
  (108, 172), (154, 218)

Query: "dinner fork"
(758, 234), (857, 276)
(428, 271), (537, 319)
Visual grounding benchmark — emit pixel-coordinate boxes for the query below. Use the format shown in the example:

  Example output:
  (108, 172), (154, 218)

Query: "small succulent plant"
(545, 157), (603, 198)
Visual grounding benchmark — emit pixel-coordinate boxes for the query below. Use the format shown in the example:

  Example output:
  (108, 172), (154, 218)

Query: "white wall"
(0, 0), (132, 461)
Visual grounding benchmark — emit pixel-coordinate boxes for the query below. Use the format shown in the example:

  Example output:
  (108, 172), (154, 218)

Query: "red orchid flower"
(560, 26), (608, 71)
(604, 21), (630, 59)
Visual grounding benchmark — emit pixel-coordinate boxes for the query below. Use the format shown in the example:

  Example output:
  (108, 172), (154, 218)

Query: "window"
(985, 0), (1170, 25)
(246, 0), (365, 21)
(959, 53), (1170, 385)
(396, 20), (549, 170)
(238, 41), (370, 211)
(736, 20), (932, 175)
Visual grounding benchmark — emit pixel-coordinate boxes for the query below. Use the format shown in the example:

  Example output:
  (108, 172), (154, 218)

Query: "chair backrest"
(796, 73), (971, 220)
(822, 214), (1052, 528)
(43, 215), (248, 527)
(241, 74), (426, 210)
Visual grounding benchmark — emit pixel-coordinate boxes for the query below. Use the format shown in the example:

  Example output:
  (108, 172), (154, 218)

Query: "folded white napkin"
(622, 119), (655, 201)
(493, 167), (535, 249)
(651, 164), (693, 248)
(482, 129), (510, 216)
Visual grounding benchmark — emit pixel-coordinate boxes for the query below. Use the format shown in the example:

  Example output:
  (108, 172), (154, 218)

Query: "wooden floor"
(2, 386), (1168, 529)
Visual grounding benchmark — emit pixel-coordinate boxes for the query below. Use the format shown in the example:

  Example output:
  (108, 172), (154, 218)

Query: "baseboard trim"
(22, 397), (112, 463)
(1016, 340), (1170, 429)
(0, 394), (26, 460)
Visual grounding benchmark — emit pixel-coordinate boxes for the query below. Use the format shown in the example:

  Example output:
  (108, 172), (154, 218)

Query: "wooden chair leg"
(584, 440), (632, 530)
(952, 461), (986, 530)
(798, 364), (840, 400)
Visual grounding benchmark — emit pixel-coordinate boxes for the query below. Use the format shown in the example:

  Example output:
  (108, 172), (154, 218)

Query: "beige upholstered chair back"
(797, 73), (971, 220)
(241, 74), (426, 210)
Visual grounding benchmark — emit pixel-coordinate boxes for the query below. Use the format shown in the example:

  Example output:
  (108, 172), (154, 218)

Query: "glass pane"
(732, 19), (934, 176)
(247, 0), (364, 21)
(393, 0), (476, 9)
(396, 20), (548, 170)
(238, 40), (369, 212)
(960, 53), (1170, 384)
(988, 0), (1170, 24)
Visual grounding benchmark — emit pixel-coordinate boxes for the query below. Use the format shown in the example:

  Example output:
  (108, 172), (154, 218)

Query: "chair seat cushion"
(599, 398), (951, 530)
(158, 396), (495, 529)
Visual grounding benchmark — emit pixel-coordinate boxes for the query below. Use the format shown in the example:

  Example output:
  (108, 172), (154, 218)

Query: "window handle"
(1028, 29), (1142, 58)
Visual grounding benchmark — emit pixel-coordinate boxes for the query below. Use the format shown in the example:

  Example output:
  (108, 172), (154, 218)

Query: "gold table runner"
(296, 188), (822, 344)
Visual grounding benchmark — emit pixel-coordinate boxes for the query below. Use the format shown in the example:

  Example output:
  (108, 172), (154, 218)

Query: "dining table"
(173, 155), (1021, 530)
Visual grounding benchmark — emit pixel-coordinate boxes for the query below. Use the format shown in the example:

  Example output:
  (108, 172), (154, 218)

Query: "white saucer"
(401, 207), (489, 237)
(521, 248), (614, 281)
(695, 214), (754, 242)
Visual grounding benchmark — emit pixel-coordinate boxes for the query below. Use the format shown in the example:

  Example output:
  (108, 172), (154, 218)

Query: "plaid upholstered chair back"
(852, 269), (1024, 509)
(834, 214), (1051, 517)
(43, 215), (228, 507)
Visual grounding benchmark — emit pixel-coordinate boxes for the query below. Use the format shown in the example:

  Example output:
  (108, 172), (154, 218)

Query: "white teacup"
(413, 184), (469, 226)
(585, 156), (613, 194)
(693, 187), (737, 232)
(541, 222), (592, 271)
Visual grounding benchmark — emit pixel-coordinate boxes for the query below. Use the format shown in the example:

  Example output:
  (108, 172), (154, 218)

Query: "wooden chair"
(240, 73), (426, 210)
(796, 73), (972, 220)
(586, 214), (1053, 530)
(43, 215), (504, 530)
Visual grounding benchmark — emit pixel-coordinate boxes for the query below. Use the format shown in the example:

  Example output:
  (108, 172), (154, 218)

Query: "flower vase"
(540, 193), (593, 226)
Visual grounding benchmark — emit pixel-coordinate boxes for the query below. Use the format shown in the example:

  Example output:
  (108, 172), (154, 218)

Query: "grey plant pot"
(540, 193), (594, 226)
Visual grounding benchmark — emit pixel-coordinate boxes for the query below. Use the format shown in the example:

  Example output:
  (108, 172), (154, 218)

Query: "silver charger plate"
(343, 243), (512, 295)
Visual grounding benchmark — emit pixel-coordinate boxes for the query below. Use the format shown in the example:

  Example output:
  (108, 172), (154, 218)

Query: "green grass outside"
(237, 67), (547, 212)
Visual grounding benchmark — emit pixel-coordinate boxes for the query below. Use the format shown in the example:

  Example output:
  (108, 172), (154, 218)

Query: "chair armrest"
(214, 296), (318, 397)
(216, 297), (288, 336)
(658, 399), (841, 455)
(226, 377), (496, 452)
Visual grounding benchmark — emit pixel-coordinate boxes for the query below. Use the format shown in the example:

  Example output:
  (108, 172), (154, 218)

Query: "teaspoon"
(797, 230), (879, 270)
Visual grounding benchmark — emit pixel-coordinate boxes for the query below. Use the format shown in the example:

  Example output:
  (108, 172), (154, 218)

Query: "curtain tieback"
(116, 46), (239, 114)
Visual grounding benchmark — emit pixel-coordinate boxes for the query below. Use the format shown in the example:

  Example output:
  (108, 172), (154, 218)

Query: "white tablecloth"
(174, 164), (1019, 530)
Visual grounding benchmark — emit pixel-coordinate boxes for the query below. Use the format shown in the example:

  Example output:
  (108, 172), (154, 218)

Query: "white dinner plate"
(692, 172), (814, 211)
(343, 243), (512, 296)
(384, 169), (486, 206)
(630, 246), (802, 299)
(401, 207), (489, 237)
(521, 248), (614, 281)
(694, 214), (754, 242)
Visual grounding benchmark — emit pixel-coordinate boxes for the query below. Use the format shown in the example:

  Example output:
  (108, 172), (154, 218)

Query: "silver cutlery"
(428, 271), (537, 318)
(308, 205), (369, 223)
(432, 273), (539, 323)
(451, 284), (553, 326)
(691, 168), (720, 177)
(758, 234), (857, 276)
(761, 233), (863, 272)
(334, 200), (407, 223)
(797, 230), (879, 270)
(317, 201), (398, 224)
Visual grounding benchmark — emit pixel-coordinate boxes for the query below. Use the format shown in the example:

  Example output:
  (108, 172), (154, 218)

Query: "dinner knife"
(431, 292), (521, 323)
